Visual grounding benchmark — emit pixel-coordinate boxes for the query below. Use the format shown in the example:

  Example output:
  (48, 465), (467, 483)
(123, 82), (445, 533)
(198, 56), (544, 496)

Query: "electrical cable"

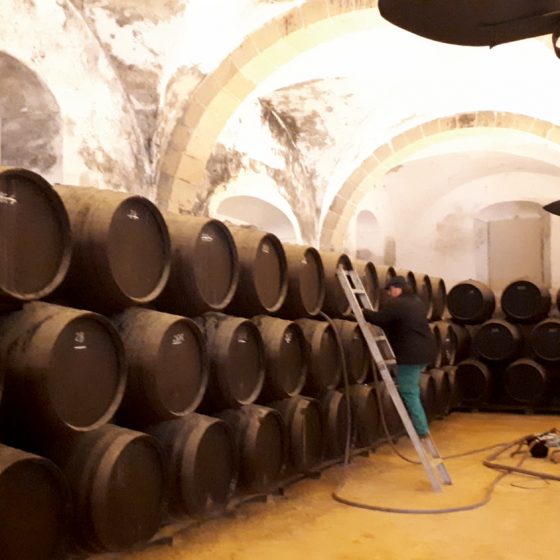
(319, 312), (353, 466)
(333, 464), (514, 515)
(370, 358), (420, 465)
(320, 307), (559, 514)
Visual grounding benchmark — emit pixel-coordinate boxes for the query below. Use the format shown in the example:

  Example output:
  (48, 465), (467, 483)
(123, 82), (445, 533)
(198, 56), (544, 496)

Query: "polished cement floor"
(107, 412), (560, 560)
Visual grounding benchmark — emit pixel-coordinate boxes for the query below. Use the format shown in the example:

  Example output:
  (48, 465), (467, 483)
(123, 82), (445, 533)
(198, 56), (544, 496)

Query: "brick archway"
(319, 111), (560, 249)
(157, 0), (380, 214)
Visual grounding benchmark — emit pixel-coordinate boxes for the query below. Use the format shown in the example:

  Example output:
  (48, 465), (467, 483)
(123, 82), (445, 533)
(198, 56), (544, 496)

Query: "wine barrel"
(413, 273), (433, 318)
(473, 319), (522, 362)
(455, 359), (493, 404)
(504, 359), (550, 405)
(332, 319), (369, 385)
(47, 425), (165, 553)
(365, 353), (378, 384)
(318, 390), (349, 459)
(436, 321), (453, 367)
(112, 308), (208, 427)
(442, 365), (459, 409)
(419, 372), (436, 420)
(0, 302), (126, 448)
(295, 318), (342, 395)
(428, 368), (452, 418)
(226, 227), (287, 316)
(218, 405), (285, 493)
(54, 186), (171, 313)
(428, 322), (445, 368)
(320, 252), (353, 318)
(376, 265), (397, 307)
(252, 316), (307, 402)
(377, 382), (403, 439)
(348, 384), (380, 448)
(429, 276), (447, 321)
(0, 444), (69, 560)
(447, 280), (495, 324)
(446, 322), (471, 364)
(530, 318), (560, 362)
(270, 396), (323, 472)
(277, 244), (325, 318)
(199, 313), (264, 411)
(147, 413), (235, 518)
(376, 265), (396, 288)
(0, 167), (71, 309)
(501, 280), (551, 324)
(354, 260), (380, 310)
(157, 213), (239, 316)
(434, 321), (471, 367)
(395, 268), (417, 293)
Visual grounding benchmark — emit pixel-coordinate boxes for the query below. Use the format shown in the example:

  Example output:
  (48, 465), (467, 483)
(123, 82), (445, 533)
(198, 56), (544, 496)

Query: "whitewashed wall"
(347, 160), (560, 289)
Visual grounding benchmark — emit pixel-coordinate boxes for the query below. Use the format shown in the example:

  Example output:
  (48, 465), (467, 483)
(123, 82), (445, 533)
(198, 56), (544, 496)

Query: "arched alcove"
(355, 210), (383, 261)
(475, 201), (550, 292)
(0, 52), (62, 176)
(215, 195), (299, 243)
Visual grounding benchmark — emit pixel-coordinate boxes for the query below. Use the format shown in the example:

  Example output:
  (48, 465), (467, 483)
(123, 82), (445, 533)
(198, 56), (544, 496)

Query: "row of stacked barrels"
(446, 278), (560, 409)
(0, 167), (452, 559)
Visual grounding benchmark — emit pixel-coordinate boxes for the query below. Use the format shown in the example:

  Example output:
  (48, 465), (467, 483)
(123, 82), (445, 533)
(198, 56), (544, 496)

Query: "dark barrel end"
(0, 167), (71, 306)
(447, 280), (495, 324)
(148, 414), (236, 518)
(0, 445), (69, 560)
(55, 425), (166, 554)
(501, 280), (551, 323)
(158, 214), (240, 316)
(107, 196), (171, 304)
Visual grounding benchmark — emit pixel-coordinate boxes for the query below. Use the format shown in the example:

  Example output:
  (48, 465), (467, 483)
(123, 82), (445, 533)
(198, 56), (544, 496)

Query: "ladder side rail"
(424, 435), (453, 485)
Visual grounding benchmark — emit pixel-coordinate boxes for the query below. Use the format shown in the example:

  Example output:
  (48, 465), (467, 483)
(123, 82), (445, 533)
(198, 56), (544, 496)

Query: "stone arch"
(0, 52), (62, 176)
(320, 111), (560, 249)
(157, 0), (380, 214)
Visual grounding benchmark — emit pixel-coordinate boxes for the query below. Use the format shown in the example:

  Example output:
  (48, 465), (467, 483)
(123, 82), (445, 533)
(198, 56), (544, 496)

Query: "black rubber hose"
(319, 311), (353, 465)
(320, 303), (560, 514)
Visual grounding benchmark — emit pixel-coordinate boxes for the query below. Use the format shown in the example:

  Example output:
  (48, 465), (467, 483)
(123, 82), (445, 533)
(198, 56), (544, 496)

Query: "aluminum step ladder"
(337, 264), (452, 493)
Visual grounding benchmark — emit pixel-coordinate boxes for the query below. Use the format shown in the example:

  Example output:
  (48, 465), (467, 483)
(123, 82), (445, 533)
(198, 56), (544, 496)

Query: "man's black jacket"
(362, 293), (436, 365)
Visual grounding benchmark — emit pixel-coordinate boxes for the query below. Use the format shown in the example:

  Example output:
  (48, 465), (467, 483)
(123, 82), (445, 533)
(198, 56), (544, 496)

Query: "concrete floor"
(112, 412), (560, 560)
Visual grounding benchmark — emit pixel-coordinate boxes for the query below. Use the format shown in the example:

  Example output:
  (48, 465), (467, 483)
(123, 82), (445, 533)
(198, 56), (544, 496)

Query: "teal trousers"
(396, 364), (429, 437)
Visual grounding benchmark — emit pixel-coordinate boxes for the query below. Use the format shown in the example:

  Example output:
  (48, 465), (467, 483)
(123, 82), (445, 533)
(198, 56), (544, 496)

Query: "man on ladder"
(337, 266), (451, 492)
(362, 275), (436, 441)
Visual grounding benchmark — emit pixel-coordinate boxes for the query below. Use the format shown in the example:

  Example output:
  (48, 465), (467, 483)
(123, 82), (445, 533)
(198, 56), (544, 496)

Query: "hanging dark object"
(378, 1), (560, 57)
(543, 199), (560, 215)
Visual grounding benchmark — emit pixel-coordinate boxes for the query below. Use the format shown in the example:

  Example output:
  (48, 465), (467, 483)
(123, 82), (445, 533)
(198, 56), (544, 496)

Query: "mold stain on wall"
(434, 208), (473, 255)
(204, 86), (338, 243)
(70, 0), (187, 156)
(0, 52), (62, 175)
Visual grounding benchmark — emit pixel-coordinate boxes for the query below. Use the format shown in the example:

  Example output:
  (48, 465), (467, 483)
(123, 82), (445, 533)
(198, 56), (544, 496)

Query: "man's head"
(384, 275), (408, 298)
